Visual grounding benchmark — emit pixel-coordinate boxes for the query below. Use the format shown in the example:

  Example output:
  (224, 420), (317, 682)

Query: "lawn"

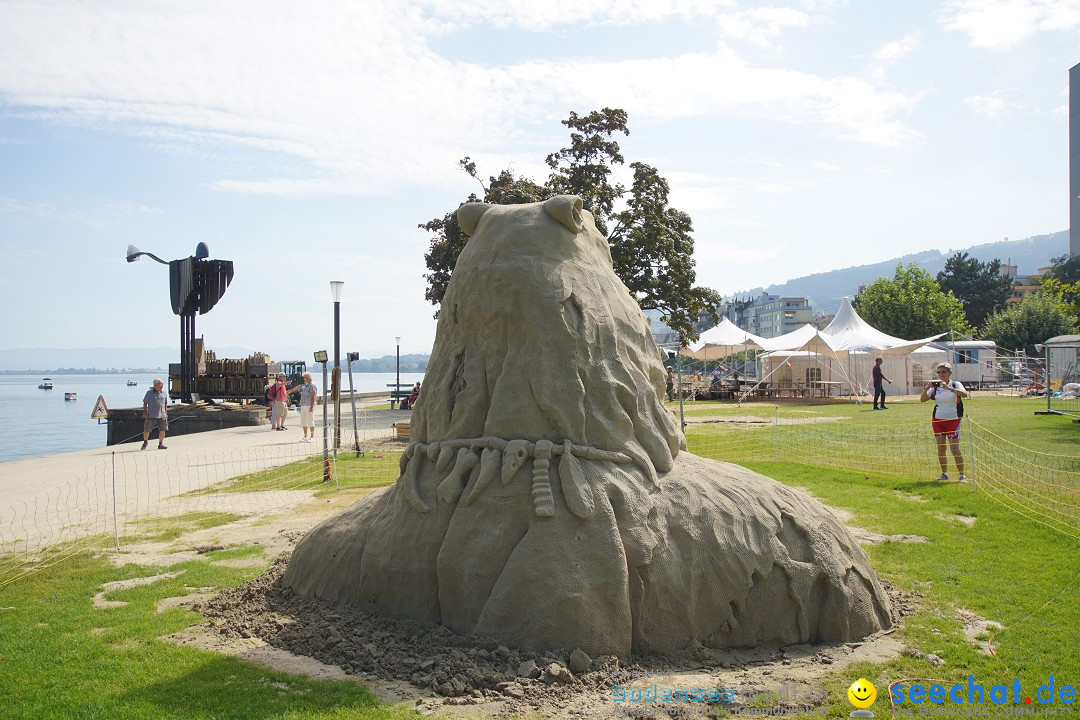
(0, 395), (1076, 718)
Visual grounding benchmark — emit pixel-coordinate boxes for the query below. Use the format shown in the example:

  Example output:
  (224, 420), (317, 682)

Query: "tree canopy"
(420, 108), (720, 342)
(981, 293), (1078, 356)
(1044, 253), (1080, 284)
(935, 251), (1012, 330)
(853, 263), (973, 339)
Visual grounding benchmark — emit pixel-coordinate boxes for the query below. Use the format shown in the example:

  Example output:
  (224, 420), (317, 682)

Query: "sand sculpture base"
(284, 450), (891, 658)
(282, 195), (891, 657)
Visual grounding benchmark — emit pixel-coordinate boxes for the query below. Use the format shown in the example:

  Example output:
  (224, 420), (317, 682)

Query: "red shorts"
(932, 418), (961, 439)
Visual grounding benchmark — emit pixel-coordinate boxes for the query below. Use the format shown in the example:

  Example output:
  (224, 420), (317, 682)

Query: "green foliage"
(981, 293), (1078, 354)
(853, 263), (973, 339)
(421, 109), (719, 342)
(1045, 253), (1080, 284)
(936, 251), (1012, 329)
(1040, 277), (1080, 324)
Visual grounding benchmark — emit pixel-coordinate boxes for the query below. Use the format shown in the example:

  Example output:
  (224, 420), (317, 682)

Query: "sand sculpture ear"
(457, 202), (491, 235)
(543, 195), (584, 234)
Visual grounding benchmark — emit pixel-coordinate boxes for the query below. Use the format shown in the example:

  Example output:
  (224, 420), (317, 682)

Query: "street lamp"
(314, 350), (332, 485)
(395, 336), (401, 407)
(330, 281), (344, 449)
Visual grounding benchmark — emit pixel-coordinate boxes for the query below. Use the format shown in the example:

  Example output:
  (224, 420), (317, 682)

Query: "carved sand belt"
(398, 437), (641, 519)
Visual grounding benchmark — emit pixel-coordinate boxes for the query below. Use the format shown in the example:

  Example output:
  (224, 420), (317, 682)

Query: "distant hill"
(737, 230), (1068, 315)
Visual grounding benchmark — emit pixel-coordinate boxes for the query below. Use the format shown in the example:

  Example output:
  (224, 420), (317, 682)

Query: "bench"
(387, 383), (414, 410)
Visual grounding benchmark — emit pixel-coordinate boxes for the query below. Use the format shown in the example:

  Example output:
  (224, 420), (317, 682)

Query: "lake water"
(0, 372), (425, 463)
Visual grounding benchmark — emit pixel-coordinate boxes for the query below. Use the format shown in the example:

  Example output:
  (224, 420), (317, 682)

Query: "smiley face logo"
(848, 678), (877, 709)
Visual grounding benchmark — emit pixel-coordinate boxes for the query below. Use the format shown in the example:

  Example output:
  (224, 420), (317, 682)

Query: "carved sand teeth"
(561, 440), (594, 519)
(531, 439), (555, 517)
(438, 448), (479, 505)
(464, 447), (501, 506)
(401, 450), (430, 514)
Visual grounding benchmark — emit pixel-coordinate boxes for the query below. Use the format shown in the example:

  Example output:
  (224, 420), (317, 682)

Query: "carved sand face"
(411, 196), (682, 483)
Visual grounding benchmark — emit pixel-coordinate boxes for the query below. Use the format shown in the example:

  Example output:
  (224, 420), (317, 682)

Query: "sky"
(0, 0), (1078, 362)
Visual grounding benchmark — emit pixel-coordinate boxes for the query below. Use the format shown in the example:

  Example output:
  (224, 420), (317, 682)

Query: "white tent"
(821, 299), (945, 354)
(741, 299), (947, 400)
(683, 318), (767, 360)
(762, 347), (947, 396)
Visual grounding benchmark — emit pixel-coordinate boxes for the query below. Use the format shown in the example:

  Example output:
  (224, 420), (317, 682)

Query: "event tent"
(683, 318), (767, 360)
(742, 299), (947, 399)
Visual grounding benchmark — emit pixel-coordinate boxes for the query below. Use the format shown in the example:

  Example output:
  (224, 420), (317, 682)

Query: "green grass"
(0, 555), (418, 719)
(1, 395), (1076, 718)
(195, 451), (404, 498)
(133, 511), (247, 542)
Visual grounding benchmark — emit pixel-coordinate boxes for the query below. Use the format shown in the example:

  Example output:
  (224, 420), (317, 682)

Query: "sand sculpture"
(283, 196), (892, 657)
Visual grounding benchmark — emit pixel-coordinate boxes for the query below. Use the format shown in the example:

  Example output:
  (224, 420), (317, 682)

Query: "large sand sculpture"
(284, 196), (892, 657)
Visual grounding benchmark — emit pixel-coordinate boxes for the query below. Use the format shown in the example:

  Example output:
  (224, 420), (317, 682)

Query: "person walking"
(872, 356), (891, 410)
(267, 374), (290, 431)
(296, 372), (317, 442)
(665, 366), (675, 402)
(141, 378), (169, 450)
(920, 362), (968, 482)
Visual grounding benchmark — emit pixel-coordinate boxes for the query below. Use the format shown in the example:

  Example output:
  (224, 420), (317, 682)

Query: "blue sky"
(0, 0), (1077, 360)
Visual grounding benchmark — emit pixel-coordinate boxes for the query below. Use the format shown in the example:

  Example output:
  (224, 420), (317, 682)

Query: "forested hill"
(740, 230), (1068, 315)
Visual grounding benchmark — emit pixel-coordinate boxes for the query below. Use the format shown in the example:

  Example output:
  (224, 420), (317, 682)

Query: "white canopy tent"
(714, 299), (947, 400)
(760, 346), (947, 396)
(683, 318), (768, 359)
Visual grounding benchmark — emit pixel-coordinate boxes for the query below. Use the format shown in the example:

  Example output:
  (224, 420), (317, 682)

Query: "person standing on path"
(296, 372), (317, 442)
(920, 362), (968, 482)
(141, 379), (169, 450)
(872, 357), (891, 410)
(267, 374), (291, 431)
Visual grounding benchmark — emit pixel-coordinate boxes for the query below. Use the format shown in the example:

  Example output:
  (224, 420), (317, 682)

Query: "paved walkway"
(0, 406), (413, 510)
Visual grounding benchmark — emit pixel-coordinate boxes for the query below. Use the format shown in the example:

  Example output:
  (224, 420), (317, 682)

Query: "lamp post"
(314, 350), (333, 485)
(330, 281), (343, 449)
(395, 336), (401, 407)
(346, 351), (361, 457)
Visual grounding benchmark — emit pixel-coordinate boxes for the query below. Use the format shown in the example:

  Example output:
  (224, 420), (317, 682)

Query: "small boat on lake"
(64, 392), (77, 401)
(39, 378), (54, 389)
(127, 380), (138, 386)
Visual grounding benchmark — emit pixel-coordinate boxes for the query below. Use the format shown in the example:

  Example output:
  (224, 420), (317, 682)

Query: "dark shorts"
(144, 416), (168, 433)
(932, 418), (960, 439)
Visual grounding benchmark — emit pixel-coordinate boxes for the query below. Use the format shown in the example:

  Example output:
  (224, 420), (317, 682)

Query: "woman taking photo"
(920, 362), (968, 482)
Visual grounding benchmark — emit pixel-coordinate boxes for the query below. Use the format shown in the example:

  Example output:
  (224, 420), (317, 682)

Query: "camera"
(930, 380), (942, 387)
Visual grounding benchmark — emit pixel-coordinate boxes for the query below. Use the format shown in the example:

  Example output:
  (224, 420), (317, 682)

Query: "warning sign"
(91, 395), (108, 419)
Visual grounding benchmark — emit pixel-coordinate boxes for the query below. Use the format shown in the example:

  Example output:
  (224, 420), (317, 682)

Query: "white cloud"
(0, 0), (921, 200)
(941, 0), (1080, 50)
(715, 6), (813, 48)
(963, 91), (1031, 119)
(0, 195), (161, 229)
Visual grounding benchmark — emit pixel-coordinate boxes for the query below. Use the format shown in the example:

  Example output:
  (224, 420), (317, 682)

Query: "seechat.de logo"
(848, 678), (878, 717)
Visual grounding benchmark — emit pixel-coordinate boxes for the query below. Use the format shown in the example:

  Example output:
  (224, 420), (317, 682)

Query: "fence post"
(966, 415), (976, 491)
(111, 451), (120, 550)
(774, 406), (780, 462)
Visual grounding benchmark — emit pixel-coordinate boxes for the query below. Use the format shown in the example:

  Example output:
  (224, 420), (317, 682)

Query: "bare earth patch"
(684, 415), (849, 427)
(956, 609), (1004, 655)
(92, 571), (183, 609)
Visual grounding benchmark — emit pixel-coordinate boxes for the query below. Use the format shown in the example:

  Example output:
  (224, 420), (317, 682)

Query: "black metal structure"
(126, 241), (236, 404)
(167, 257), (234, 402)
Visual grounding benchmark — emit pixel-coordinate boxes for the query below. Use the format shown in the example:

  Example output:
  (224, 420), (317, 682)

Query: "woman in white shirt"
(919, 362), (969, 482)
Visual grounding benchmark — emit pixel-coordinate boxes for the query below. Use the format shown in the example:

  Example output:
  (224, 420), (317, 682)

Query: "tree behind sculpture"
(982, 294), (1078, 356)
(421, 108), (720, 343)
(936, 252), (1012, 330)
(854, 263), (973, 339)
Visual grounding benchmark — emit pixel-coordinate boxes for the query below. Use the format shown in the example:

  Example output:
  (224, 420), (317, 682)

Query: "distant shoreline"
(0, 369), (167, 376)
(0, 368), (427, 375)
